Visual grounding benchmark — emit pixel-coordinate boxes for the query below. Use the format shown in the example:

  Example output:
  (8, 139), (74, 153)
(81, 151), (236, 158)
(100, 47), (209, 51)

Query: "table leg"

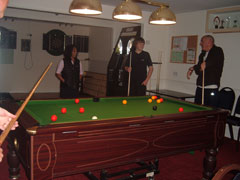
(202, 148), (217, 180)
(7, 137), (20, 180)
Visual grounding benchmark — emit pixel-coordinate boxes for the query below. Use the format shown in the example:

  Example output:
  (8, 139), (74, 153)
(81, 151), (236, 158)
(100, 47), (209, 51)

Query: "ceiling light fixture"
(113, 0), (176, 25)
(149, 6), (176, 25)
(113, 0), (142, 21)
(69, 0), (102, 15)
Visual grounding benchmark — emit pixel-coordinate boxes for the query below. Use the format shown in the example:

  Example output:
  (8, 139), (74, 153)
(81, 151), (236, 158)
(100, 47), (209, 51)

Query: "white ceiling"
(101, 0), (240, 13)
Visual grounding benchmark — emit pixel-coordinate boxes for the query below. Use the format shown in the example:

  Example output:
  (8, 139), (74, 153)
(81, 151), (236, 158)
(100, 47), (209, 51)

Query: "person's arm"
(0, 107), (17, 131)
(79, 61), (83, 80)
(142, 66), (153, 86)
(0, 148), (3, 162)
(142, 52), (153, 86)
(55, 60), (65, 83)
(187, 66), (194, 80)
(187, 50), (206, 79)
(0, 106), (18, 163)
(124, 54), (131, 72)
(193, 51), (206, 75)
(55, 73), (65, 83)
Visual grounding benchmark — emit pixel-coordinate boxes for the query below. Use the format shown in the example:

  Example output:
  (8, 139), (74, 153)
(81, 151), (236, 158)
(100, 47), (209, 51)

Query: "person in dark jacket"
(187, 35), (224, 107)
(56, 45), (83, 98)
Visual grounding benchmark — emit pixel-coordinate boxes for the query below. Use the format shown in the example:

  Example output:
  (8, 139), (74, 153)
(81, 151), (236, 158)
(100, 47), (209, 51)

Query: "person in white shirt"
(56, 45), (83, 98)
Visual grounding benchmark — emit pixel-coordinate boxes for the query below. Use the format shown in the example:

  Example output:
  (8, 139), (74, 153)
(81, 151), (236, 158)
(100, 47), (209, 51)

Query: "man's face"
(0, 0), (9, 18)
(71, 47), (77, 58)
(200, 37), (209, 51)
(135, 42), (145, 51)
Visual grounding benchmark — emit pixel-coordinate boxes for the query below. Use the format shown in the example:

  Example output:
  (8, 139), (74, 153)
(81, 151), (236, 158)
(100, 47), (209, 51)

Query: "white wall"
(88, 26), (113, 74)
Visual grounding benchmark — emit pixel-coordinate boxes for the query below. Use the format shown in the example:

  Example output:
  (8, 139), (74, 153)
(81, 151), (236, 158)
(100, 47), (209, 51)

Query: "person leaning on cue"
(187, 35), (224, 107)
(56, 45), (83, 98)
(0, 0), (19, 163)
(125, 37), (153, 96)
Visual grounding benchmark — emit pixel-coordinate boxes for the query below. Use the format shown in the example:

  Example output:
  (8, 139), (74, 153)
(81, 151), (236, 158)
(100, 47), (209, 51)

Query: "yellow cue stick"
(202, 69), (205, 105)
(127, 52), (132, 97)
(0, 62), (53, 146)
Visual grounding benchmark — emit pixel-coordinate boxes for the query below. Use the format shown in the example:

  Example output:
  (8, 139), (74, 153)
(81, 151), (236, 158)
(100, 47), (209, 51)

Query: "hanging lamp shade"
(149, 6), (176, 25)
(113, 0), (142, 21)
(69, 0), (102, 15)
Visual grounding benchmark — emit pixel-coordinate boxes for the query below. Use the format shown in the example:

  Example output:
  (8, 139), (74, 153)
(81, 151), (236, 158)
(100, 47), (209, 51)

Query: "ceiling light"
(113, 0), (142, 21)
(149, 6), (176, 25)
(69, 0), (102, 15)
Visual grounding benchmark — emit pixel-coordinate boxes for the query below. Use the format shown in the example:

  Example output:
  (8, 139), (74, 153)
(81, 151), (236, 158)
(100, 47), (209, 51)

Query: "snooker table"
(4, 96), (228, 180)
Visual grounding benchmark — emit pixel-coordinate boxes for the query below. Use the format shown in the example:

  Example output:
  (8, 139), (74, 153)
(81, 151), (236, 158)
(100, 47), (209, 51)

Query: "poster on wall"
(170, 35), (198, 64)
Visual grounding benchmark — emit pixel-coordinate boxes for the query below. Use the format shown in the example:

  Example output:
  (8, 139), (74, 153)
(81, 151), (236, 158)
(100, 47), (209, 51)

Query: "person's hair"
(202, 35), (215, 44)
(134, 37), (145, 46)
(133, 37), (145, 48)
(63, 45), (77, 60)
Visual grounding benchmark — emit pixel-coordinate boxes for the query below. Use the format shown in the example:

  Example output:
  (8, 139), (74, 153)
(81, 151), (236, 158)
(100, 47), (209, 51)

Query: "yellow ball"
(148, 99), (153, 103)
(156, 99), (161, 103)
(151, 96), (156, 100)
(122, 100), (127, 105)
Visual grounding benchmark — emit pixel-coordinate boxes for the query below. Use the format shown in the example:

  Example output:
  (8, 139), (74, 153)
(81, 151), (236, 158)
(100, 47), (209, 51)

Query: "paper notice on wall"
(171, 50), (184, 63)
(172, 37), (188, 51)
(187, 48), (196, 63)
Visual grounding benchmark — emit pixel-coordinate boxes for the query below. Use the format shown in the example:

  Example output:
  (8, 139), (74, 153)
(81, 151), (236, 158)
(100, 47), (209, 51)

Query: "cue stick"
(202, 68), (205, 105)
(127, 52), (132, 97)
(0, 62), (53, 146)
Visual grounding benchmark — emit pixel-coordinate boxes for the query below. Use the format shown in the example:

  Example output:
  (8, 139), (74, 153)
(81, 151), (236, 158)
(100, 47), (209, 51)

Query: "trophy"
(233, 20), (238, 28)
(219, 20), (225, 29)
(213, 16), (220, 29)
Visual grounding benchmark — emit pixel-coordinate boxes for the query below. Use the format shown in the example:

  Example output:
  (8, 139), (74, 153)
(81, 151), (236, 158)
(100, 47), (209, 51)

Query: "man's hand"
(0, 107), (18, 131)
(141, 79), (148, 86)
(201, 62), (206, 71)
(187, 67), (194, 80)
(125, 67), (132, 73)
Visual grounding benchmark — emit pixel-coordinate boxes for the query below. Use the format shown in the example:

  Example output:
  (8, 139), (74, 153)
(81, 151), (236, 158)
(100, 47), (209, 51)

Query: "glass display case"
(206, 6), (240, 33)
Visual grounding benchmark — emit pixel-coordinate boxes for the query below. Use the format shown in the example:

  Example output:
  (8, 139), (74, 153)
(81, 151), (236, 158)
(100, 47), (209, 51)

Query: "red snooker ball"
(61, 108), (67, 114)
(51, 115), (57, 121)
(79, 107), (85, 113)
(75, 99), (80, 104)
(179, 107), (184, 112)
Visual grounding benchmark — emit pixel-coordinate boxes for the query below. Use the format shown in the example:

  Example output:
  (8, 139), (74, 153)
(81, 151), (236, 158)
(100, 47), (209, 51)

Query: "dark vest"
(61, 58), (80, 90)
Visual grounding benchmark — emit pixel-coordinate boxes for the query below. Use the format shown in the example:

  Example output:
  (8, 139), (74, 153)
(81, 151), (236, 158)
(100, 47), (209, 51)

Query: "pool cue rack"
(84, 159), (159, 180)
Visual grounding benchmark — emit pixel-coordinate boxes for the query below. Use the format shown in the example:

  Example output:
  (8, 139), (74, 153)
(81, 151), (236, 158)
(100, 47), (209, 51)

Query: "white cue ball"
(92, 116), (98, 120)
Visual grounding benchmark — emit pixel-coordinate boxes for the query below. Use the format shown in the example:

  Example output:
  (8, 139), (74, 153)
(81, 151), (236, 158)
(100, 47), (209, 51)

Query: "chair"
(212, 164), (240, 180)
(217, 87), (235, 112)
(227, 94), (240, 151)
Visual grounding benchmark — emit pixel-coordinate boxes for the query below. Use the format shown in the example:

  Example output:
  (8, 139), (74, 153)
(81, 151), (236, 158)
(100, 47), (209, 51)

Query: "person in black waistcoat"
(187, 35), (224, 107)
(124, 37), (153, 96)
(56, 45), (83, 98)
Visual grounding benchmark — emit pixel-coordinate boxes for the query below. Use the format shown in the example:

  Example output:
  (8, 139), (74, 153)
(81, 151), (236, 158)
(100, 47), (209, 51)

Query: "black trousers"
(194, 87), (219, 107)
(60, 83), (79, 98)
(130, 81), (146, 96)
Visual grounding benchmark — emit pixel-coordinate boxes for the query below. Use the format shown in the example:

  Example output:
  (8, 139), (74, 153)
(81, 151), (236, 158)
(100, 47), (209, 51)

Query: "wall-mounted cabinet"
(206, 6), (240, 33)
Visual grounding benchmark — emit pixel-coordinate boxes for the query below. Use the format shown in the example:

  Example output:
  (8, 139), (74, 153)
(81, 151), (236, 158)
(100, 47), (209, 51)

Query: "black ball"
(93, 97), (100, 102)
(153, 106), (157, 111)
